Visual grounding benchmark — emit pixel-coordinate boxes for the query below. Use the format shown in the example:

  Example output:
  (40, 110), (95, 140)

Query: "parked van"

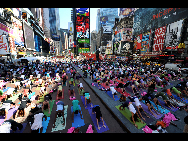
(165, 63), (181, 71)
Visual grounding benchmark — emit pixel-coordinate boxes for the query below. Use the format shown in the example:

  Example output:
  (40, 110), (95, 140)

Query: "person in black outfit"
(3, 119), (23, 132)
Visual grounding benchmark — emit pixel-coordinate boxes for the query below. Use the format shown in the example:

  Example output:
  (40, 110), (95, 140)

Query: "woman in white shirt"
(128, 102), (144, 128)
(31, 111), (45, 133)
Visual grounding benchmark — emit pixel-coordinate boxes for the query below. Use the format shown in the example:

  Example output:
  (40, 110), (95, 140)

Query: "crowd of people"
(0, 56), (188, 133)
(74, 58), (188, 133)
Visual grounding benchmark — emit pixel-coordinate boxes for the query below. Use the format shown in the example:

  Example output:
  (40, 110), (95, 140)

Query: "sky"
(59, 8), (99, 32)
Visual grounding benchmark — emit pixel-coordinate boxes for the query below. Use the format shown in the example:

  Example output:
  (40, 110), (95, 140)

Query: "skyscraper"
(100, 8), (119, 30)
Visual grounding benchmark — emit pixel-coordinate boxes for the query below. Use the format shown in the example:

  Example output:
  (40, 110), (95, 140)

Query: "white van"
(165, 63), (181, 71)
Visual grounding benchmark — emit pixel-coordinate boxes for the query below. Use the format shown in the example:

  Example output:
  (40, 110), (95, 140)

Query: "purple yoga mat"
(0, 106), (18, 124)
(140, 103), (163, 119)
(80, 96), (93, 110)
(158, 99), (178, 112)
(10, 123), (27, 133)
(80, 96), (109, 133)
(87, 107), (109, 133)
(132, 102), (155, 125)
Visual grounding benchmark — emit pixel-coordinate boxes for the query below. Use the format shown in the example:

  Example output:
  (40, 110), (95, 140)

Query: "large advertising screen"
(23, 21), (35, 50)
(76, 8), (90, 51)
(133, 8), (188, 36)
(119, 8), (135, 17)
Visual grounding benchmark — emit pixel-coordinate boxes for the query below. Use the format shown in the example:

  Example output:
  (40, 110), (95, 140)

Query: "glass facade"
(99, 8), (119, 31)
(49, 8), (57, 37)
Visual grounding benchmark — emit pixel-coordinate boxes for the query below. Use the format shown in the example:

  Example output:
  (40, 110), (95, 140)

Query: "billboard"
(121, 28), (133, 41)
(133, 8), (188, 36)
(23, 20), (35, 50)
(103, 26), (112, 34)
(76, 8), (90, 52)
(100, 16), (108, 25)
(119, 8), (135, 17)
(164, 19), (183, 50)
(153, 26), (166, 52)
(52, 34), (60, 41)
(0, 22), (13, 54)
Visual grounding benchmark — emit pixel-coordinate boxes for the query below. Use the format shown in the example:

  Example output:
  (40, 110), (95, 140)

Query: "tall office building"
(43, 8), (51, 39)
(99, 8), (119, 30)
(96, 9), (100, 33)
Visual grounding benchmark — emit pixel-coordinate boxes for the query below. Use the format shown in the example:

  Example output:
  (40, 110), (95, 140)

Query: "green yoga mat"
(8, 93), (22, 102)
(115, 105), (146, 129)
(43, 100), (55, 117)
(36, 84), (45, 90)
(77, 88), (84, 96)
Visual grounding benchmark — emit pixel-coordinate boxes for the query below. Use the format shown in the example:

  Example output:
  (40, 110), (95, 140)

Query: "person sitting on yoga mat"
(72, 100), (83, 123)
(128, 96), (150, 121)
(92, 105), (106, 130)
(52, 101), (65, 128)
(42, 96), (50, 114)
(0, 100), (16, 120)
(139, 96), (160, 118)
(171, 87), (185, 102)
(0, 119), (23, 133)
(84, 92), (93, 108)
(155, 92), (176, 109)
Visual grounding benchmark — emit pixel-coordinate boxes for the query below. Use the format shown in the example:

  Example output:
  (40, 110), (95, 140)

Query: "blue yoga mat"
(142, 100), (170, 114)
(106, 91), (119, 101)
(28, 92), (35, 99)
(40, 117), (50, 133)
(3, 87), (11, 93)
(80, 96), (93, 110)
(71, 105), (85, 128)
(171, 93), (188, 103)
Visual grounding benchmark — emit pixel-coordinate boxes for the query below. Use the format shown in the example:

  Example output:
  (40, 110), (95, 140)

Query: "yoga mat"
(43, 100), (55, 117)
(51, 105), (68, 132)
(8, 93), (21, 102)
(158, 99), (178, 112)
(124, 87), (134, 93)
(80, 96), (93, 110)
(56, 89), (64, 100)
(28, 92), (36, 99)
(171, 93), (188, 103)
(142, 100), (170, 114)
(140, 102), (163, 119)
(132, 102), (155, 125)
(115, 105), (146, 129)
(68, 90), (76, 99)
(10, 123), (27, 133)
(115, 88), (131, 97)
(41, 117), (50, 133)
(71, 105), (85, 128)
(87, 106), (109, 133)
(77, 88), (84, 96)
(35, 84), (45, 90)
(0, 106), (18, 124)
(3, 87), (11, 93)
(106, 91), (119, 101)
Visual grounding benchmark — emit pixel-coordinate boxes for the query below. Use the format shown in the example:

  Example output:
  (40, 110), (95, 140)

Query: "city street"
(5, 68), (126, 133)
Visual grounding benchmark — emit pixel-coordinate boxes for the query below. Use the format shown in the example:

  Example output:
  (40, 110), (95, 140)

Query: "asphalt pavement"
(5, 69), (126, 133)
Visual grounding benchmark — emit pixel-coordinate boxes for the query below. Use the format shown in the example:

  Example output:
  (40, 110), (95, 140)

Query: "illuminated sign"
(76, 8), (90, 52)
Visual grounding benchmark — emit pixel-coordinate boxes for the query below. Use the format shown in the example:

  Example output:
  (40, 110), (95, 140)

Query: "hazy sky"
(59, 8), (99, 32)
